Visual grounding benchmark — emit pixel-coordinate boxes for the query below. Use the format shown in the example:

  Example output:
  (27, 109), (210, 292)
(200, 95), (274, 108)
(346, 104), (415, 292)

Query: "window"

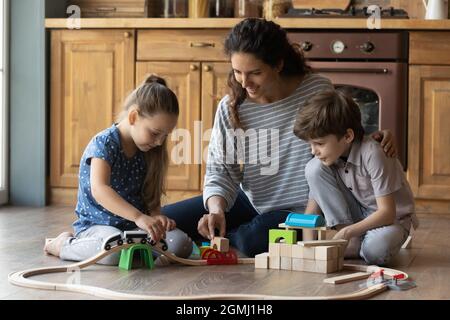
(0, 0), (8, 204)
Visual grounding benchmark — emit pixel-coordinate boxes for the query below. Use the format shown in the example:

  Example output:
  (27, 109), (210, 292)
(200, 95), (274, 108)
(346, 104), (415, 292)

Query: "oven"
(288, 31), (408, 168)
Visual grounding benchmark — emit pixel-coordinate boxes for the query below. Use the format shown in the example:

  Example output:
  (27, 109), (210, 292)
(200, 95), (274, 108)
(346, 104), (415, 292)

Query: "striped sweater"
(203, 73), (333, 214)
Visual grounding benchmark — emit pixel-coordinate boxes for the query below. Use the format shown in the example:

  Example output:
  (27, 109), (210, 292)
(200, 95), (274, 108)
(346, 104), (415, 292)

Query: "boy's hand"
(135, 214), (165, 243)
(332, 226), (354, 241)
(372, 129), (397, 158)
(153, 215), (176, 232)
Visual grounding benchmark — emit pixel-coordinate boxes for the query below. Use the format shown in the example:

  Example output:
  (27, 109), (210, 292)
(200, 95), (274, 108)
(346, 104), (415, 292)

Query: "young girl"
(44, 75), (192, 265)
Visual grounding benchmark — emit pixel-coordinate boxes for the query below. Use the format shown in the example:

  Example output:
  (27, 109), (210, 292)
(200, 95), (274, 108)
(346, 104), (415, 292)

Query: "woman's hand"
(197, 212), (226, 240)
(135, 214), (166, 243)
(371, 129), (397, 158)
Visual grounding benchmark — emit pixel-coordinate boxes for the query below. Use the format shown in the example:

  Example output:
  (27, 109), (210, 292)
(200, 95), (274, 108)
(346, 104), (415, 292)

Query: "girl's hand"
(371, 129), (397, 158)
(154, 215), (176, 231)
(332, 226), (354, 241)
(135, 214), (165, 243)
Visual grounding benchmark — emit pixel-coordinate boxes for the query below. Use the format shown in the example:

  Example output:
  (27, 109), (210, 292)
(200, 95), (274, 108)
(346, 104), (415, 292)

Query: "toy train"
(102, 231), (168, 251)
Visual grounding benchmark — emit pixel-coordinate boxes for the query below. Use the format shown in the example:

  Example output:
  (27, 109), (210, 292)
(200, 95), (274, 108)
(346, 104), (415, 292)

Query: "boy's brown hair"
(293, 89), (365, 142)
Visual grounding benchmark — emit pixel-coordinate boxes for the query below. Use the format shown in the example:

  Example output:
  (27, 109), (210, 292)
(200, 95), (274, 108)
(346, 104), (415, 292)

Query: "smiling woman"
(0, 0), (8, 205)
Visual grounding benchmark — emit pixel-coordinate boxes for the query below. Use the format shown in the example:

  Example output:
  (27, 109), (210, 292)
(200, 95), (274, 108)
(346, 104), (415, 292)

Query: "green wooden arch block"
(269, 229), (297, 244)
(119, 244), (154, 270)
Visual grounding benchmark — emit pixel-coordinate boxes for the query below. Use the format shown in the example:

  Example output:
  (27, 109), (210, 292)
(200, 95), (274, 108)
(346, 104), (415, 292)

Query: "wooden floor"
(1, 205), (449, 300)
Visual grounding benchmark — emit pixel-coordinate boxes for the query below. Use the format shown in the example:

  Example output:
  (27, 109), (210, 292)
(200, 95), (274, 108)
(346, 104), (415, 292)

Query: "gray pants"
(60, 225), (192, 265)
(305, 158), (411, 266)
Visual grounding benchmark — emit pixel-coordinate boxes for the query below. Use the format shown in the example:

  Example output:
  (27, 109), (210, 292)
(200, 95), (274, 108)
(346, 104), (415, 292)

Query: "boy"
(293, 90), (418, 266)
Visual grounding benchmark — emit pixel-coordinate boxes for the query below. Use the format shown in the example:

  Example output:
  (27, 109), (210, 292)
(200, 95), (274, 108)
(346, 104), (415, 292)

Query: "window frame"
(0, 0), (9, 204)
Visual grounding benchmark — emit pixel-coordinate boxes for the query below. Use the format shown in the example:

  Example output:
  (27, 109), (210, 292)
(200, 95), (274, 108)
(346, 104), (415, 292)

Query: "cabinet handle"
(203, 65), (212, 72)
(190, 42), (215, 48)
(95, 7), (117, 12)
(124, 32), (131, 38)
(190, 64), (199, 71)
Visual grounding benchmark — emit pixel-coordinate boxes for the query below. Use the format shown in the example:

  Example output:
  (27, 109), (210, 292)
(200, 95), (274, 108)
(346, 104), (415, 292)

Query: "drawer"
(137, 29), (229, 61)
(410, 32), (450, 65)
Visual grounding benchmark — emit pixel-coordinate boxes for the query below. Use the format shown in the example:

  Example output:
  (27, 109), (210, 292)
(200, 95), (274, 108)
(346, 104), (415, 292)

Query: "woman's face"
(231, 52), (282, 102)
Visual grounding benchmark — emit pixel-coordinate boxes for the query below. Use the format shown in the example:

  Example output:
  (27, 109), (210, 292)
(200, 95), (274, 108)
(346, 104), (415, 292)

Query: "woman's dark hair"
(224, 18), (311, 128)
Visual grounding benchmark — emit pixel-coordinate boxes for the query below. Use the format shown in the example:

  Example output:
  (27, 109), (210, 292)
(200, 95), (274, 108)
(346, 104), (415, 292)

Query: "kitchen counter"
(45, 18), (450, 30)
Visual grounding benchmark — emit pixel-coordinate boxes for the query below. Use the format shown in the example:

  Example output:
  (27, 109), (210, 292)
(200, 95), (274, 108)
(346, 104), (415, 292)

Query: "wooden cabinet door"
(136, 62), (202, 191)
(200, 62), (231, 188)
(409, 66), (450, 200)
(50, 30), (135, 189)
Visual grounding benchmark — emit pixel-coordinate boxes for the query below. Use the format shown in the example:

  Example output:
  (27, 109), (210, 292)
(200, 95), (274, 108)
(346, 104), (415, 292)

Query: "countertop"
(45, 18), (450, 30)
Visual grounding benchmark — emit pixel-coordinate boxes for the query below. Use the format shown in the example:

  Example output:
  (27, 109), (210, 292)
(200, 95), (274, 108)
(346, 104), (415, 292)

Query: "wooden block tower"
(255, 214), (347, 274)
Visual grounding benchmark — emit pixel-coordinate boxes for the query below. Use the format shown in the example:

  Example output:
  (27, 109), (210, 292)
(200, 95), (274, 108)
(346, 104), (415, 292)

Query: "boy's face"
(308, 131), (354, 166)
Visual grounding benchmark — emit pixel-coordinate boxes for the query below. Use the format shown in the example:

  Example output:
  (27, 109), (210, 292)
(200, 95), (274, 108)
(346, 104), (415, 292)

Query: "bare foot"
(44, 232), (73, 257)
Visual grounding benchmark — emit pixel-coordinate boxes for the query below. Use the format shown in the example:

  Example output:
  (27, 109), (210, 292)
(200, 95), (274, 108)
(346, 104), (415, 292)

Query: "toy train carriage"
(102, 232), (123, 251)
(124, 230), (149, 245)
(102, 230), (169, 251)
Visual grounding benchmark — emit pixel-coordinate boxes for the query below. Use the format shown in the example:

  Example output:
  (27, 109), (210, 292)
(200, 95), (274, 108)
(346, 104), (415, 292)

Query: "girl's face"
(231, 52), (282, 102)
(129, 111), (178, 152)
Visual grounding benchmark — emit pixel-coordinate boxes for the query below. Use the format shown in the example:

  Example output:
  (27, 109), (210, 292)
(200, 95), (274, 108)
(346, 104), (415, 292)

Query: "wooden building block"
(212, 237), (229, 252)
(315, 259), (338, 274)
(298, 239), (348, 247)
(315, 246), (339, 261)
(292, 258), (316, 272)
(268, 256), (281, 269)
(292, 258), (303, 271)
(291, 244), (303, 258)
(255, 253), (269, 269)
(338, 257), (344, 270)
(279, 243), (292, 257)
(269, 243), (281, 257)
(294, 242), (315, 259)
(323, 272), (371, 284)
(337, 244), (345, 258)
(269, 229), (297, 244)
(280, 257), (292, 270)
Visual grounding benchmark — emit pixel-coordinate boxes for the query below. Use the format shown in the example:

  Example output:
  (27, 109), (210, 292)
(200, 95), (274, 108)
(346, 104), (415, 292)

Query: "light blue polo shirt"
(73, 124), (147, 235)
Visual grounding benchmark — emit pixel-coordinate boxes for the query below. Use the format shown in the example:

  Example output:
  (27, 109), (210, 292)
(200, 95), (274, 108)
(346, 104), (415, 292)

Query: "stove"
(282, 6), (409, 19)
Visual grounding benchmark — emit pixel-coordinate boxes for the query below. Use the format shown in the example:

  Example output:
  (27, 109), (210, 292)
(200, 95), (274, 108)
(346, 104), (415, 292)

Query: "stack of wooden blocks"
(255, 229), (347, 274)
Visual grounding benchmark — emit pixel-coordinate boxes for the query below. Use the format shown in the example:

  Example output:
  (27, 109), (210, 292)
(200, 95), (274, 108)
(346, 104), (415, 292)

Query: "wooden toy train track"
(8, 242), (409, 300)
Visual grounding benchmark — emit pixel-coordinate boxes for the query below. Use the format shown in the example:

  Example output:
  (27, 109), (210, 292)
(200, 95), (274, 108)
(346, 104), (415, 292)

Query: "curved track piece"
(9, 243), (402, 300)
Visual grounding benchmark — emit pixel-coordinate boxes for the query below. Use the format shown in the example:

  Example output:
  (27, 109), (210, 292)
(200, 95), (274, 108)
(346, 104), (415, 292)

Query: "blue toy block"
(285, 213), (325, 228)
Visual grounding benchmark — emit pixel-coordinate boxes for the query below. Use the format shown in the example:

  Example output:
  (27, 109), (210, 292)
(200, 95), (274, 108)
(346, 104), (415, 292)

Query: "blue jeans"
(161, 190), (296, 257)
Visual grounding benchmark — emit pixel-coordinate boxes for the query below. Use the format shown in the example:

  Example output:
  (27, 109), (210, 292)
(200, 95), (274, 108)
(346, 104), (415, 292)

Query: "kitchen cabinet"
(50, 29), (135, 204)
(49, 28), (230, 205)
(135, 29), (230, 202)
(408, 32), (450, 213)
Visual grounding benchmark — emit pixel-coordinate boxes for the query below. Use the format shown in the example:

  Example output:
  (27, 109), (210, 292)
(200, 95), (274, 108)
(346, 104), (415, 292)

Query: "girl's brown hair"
(293, 89), (365, 142)
(224, 18), (311, 129)
(117, 74), (179, 213)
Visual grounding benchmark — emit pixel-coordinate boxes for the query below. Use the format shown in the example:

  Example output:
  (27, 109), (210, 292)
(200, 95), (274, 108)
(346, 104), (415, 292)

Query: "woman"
(162, 18), (396, 257)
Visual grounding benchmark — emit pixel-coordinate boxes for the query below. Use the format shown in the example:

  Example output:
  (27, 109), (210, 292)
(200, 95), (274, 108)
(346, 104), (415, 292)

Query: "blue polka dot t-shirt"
(73, 124), (147, 235)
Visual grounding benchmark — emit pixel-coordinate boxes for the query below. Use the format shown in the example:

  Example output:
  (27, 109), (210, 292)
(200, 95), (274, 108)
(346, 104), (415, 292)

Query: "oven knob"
(300, 41), (313, 52)
(331, 40), (346, 54)
(360, 42), (375, 53)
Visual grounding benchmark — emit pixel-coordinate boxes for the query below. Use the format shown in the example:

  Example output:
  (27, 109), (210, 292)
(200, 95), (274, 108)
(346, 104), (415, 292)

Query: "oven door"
(309, 61), (407, 169)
